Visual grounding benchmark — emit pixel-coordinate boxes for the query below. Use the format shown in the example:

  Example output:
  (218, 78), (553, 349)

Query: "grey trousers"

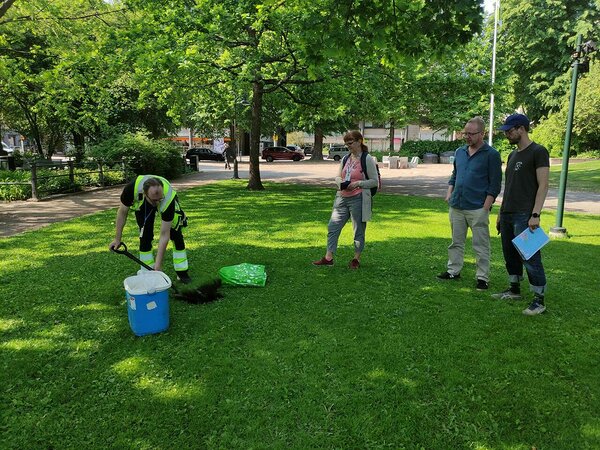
(327, 193), (366, 254)
(447, 206), (490, 281)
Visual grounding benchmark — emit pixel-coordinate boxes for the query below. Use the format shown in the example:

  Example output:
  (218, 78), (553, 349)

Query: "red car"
(261, 146), (304, 162)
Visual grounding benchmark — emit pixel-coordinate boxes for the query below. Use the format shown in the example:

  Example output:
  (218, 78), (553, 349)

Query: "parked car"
(302, 145), (313, 155)
(262, 146), (304, 162)
(327, 144), (349, 161)
(185, 147), (225, 161)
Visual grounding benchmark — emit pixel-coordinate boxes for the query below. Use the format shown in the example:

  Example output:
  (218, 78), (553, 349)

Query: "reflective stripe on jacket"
(132, 175), (176, 213)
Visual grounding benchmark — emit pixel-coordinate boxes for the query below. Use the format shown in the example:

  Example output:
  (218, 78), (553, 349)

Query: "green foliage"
(87, 133), (184, 179)
(531, 112), (568, 157)
(492, 137), (517, 161)
(498, 0), (600, 121)
(529, 61), (600, 157)
(399, 140), (462, 158)
(1, 182), (600, 448)
(572, 62), (600, 153)
(0, 165), (127, 201)
(0, 170), (31, 200)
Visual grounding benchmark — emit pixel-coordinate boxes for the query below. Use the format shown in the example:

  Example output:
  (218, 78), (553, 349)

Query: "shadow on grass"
(1, 248), (600, 447)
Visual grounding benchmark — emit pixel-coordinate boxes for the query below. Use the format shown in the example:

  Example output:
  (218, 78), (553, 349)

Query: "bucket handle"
(156, 271), (172, 289)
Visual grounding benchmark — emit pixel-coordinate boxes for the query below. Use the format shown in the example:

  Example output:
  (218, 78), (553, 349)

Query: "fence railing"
(0, 159), (129, 201)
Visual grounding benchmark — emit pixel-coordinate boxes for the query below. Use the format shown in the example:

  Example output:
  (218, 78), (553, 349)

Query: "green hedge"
(0, 167), (127, 201)
(367, 139), (519, 163)
(397, 140), (462, 158)
(0, 170), (31, 201)
(87, 132), (184, 179)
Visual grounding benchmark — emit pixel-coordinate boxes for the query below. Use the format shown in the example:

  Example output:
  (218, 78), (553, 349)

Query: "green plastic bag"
(218, 263), (267, 287)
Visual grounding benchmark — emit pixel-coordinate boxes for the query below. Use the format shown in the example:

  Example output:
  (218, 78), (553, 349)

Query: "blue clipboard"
(511, 227), (550, 260)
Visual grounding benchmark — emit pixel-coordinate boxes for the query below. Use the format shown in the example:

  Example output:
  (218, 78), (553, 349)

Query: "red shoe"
(312, 257), (334, 266)
(348, 258), (360, 269)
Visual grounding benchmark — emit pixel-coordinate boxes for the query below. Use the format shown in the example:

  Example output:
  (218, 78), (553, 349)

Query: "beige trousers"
(447, 207), (490, 281)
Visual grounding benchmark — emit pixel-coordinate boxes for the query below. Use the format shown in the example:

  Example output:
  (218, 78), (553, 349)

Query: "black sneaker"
(476, 279), (489, 291)
(437, 271), (460, 280)
(176, 271), (192, 284)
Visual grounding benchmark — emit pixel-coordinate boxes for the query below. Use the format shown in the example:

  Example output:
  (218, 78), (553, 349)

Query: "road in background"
(1, 160), (598, 237)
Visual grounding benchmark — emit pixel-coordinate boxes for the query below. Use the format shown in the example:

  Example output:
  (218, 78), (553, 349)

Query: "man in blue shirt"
(437, 117), (503, 290)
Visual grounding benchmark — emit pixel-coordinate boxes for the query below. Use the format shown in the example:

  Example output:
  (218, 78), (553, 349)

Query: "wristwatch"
(530, 212), (541, 218)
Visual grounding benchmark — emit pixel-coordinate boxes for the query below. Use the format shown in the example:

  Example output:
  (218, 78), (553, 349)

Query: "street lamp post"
(488, 0), (500, 145)
(549, 34), (596, 238)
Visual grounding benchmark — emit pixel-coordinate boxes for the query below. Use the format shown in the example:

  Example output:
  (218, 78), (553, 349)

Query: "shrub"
(368, 150), (385, 162)
(87, 132), (184, 179)
(531, 113), (568, 157)
(0, 169), (31, 201)
(0, 165), (127, 201)
(399, 140), (463, 158)
(492, 139), (514, 162)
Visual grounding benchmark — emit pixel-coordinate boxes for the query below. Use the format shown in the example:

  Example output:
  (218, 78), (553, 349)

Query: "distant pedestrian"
(437, 116), (502, 291)
(224, 145), (236, 170)
(312, 130), (378, 270)
(493, 114), (550, 316)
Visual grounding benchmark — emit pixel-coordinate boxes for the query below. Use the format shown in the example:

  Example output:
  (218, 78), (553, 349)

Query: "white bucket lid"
(124, 271), (172, 295)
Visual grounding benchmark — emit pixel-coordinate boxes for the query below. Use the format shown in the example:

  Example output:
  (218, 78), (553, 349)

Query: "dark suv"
(185, 147), (225, 161)
(261, 146), (304, 162)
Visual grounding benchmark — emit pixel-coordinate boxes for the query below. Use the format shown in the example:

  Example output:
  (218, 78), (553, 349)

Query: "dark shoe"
(176, 271), (192, 284)
(348, 258), (360, 269)
(437, 271), (460, 280)
(476, 279), (489, 291)
(312, 257), (334, 266)
(523, 297), (546, 316)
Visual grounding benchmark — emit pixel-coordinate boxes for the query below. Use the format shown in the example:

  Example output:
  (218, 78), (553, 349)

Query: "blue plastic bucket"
(124, 271), (172, 336)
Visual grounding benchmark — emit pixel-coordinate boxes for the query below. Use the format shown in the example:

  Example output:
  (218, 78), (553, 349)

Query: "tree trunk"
(276, 127), (287, 147)
(310, 125), (324, 161)
(73, 131), (85, 163)
(246, 81), (264, 190)
(19, 102), (43, 156)
(230, 123), (240, 179)
(389, 119), (395, 154)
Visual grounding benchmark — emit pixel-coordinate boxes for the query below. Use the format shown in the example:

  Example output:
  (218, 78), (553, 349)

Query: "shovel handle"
(111, 241), (128, 255)
(111, 241), (155, 271)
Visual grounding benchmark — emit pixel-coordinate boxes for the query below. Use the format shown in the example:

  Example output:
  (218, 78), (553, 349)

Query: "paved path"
(1, 159), (599, 238)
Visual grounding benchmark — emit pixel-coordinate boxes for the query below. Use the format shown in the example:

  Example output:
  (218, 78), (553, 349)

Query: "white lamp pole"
(488, 0), (500, 145)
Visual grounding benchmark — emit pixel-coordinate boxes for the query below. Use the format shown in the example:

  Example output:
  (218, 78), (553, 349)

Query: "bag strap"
(343, 151), (370, 181)
(361, 151), (369, 181)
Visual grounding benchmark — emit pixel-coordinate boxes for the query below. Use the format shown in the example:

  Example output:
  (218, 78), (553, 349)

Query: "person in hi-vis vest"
(109, 175), (191, 283)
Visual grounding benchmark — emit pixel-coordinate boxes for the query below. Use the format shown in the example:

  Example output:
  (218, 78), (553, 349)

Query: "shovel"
(111, 242), (222, 304)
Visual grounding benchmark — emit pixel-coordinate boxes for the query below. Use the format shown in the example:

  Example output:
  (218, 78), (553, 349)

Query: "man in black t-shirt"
(493, 114), (549, 315)
(109, 175), (191, 283)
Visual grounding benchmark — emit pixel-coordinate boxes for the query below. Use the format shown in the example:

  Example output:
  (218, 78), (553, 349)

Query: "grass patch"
(549, 160), (600, 192)
(1, 181), (600, 448)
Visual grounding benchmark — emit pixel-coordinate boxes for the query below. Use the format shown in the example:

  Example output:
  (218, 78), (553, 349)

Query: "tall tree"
(498, 0), (600, 121)
(124, 0), (483, 189)
(0, 0), (119, 157)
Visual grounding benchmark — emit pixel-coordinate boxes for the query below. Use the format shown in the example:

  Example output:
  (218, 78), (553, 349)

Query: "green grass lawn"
(550, 160), (600, 192)
(1, 182), (599, 449)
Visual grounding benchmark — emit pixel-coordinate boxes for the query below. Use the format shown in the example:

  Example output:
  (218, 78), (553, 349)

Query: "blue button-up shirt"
(448, 143), (502, 210)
